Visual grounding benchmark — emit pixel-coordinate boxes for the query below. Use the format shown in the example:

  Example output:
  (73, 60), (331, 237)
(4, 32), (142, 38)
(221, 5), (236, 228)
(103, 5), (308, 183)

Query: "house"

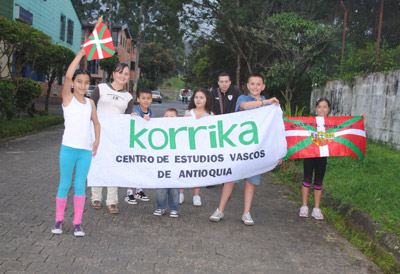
(81, 20), (140, 92)
(0, 0), (82, 96)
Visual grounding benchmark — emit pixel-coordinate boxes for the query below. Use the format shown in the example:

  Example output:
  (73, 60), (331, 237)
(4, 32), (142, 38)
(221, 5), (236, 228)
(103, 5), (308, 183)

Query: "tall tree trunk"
(235, 0), (240, 88)
(133, 5), (143, 96)
(45, 73), (57, 114)
(45, 81), (52, 114)
(280, 82), (292, 114)
(236, 53), (240, 88)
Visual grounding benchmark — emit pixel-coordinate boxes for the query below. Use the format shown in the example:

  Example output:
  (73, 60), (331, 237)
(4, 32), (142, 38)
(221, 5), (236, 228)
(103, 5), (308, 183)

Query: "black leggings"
(303, 157), (327, 190)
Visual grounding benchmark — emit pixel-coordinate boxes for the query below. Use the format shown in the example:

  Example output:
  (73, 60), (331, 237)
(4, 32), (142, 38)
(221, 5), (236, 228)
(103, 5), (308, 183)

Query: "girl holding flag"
(298, 98), (366, 220)
(299, 97), (331, 220)
(52, 20), (101, 236)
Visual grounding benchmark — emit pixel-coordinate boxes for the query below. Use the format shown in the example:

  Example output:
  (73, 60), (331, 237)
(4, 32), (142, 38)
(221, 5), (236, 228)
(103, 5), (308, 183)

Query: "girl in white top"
(180, 88), (214, 206)
(51, 36), (101, 237)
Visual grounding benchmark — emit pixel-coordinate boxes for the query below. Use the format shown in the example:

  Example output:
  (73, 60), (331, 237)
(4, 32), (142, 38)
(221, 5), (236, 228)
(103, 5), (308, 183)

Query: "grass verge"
(0, 114), (63, 139)
(270, 140), (400, 273)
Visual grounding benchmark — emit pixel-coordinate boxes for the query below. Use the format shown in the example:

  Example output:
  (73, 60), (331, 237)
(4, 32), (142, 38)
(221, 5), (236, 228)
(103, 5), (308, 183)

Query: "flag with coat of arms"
(83, 23), (115, 61)
(283, 116), (366, 161)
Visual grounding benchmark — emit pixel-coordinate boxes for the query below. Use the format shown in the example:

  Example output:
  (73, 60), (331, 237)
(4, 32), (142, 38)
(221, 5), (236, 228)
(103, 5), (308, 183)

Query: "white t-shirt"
(62, 96), (93, 150)
(96, 83), (133, 114)
(184, 109), (213, 118)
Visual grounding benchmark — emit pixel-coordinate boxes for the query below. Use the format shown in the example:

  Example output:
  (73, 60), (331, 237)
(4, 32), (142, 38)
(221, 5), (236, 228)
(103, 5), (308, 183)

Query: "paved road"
(0, 101), (382, 273)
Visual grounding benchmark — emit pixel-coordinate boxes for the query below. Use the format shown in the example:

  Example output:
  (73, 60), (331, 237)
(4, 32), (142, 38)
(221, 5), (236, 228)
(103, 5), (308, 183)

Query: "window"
(60, 15), (66, 41)
(67, 19), (74, 44)
(87, 60), (99, 74)
(112, 31), (118, 47)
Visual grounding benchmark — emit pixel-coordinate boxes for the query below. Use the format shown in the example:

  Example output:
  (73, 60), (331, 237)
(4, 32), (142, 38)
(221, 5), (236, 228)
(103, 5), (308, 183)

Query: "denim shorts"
(233, 174), (261, 185)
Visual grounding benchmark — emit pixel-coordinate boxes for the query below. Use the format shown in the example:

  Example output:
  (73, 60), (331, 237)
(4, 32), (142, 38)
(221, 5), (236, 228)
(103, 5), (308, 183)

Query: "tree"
(35, 44), (75, 113)
(0, 16), (51, 80)
(100, 55), (120, 82)
(71, 0), (102, 21)
(185, 39), (237, 89)
(139, 43), (178, 87)
(251, 12), (336, 111)
(118, 0), (191, 92)
(14, 78), (42, 116)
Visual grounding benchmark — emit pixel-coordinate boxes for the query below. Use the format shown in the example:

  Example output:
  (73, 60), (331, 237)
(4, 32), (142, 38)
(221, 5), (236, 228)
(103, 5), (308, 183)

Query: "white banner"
(88, 105), (287, 188)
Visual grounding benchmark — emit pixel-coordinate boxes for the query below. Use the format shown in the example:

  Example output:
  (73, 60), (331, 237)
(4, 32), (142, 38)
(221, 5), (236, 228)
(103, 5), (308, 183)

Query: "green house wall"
(0, 0), (13, 19)
(14, 0), (82, 53)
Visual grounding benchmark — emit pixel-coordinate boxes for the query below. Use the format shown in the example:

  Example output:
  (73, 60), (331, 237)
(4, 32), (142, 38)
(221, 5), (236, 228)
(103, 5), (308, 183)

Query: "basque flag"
(283, 116), (366, 161)
(83, 23), (115, 61)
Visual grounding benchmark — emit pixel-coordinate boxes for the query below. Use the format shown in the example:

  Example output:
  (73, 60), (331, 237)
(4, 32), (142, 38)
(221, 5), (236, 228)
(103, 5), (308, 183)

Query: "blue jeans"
(156, 188), (180, 211)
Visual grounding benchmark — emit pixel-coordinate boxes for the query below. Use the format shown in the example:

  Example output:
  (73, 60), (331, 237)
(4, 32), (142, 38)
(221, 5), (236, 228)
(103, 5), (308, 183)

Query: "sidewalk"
(0, 128), (382, 273)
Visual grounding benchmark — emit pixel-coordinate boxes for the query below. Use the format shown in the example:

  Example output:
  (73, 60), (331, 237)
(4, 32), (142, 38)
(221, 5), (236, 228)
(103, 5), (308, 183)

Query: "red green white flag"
(283, 116), (366, 161)
(83, 23), (115, 61)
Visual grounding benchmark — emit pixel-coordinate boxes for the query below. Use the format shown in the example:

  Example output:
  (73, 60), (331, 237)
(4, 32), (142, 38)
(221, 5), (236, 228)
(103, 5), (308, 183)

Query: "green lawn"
(0, 114), (63, 139)
(161, 77), (185, 90)
(325, 142), (400, 235)
(272, 141), (400, 236)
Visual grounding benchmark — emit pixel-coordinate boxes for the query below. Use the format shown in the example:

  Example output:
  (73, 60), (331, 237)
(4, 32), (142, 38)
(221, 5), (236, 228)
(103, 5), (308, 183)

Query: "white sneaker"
(170, 210), (179, 218)
(299, 206), (309, 218)
(51, 221), (63, 234)
(312, 208), (324, 220)
(73, 224), (85, 237)
(179, 193), (184, 204)
(241, 212), (254, 226)
(193, 195), (202, 206)
(153, 209), (166, 216)
(209, 208), (224, 222)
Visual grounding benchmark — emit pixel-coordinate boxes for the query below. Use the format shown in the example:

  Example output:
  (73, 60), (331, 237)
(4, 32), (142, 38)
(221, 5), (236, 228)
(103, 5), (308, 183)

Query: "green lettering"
(239, 121), (259, 145)
(188, 125), (207, 150)
(130, 120), (148, 148)
(208, 125), (217, 148)
(148, 128), (168, 150)
(218, 120), (237, 147)
(169, 126), (188, 149)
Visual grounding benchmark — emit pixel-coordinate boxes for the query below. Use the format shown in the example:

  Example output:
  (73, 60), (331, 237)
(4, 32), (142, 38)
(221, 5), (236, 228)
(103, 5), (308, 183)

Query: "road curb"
(271, 170), (400, 271)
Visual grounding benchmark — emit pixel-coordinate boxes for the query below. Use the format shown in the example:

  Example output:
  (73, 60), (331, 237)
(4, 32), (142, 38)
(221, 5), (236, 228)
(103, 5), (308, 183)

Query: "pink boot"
(73, 195), (86, 225)
(55, 197), (67, 222)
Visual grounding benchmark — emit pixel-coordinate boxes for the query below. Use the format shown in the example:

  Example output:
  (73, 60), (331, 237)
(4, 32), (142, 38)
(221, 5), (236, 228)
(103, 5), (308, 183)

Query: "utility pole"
(102, 0), (113, 83)
(133, 4), (143, 96)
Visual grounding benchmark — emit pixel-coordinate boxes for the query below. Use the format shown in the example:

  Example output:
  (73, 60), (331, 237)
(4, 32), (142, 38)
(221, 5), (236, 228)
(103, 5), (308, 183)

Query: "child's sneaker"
(209, 208), (224, 222)
(170, 210), (179, 218)
(73, 224), (85, 237)
(135, 191), (149, 201)
(193, 195), (202, 206)
(241, 212), (254, 226)
(51, 221), (63, 234)
(153, 209), (166, 216)
(312, 208), (324, 220)
(299, 206), (309, 218)
(179, 193), (184, 204)
(124, 194), (137, 205)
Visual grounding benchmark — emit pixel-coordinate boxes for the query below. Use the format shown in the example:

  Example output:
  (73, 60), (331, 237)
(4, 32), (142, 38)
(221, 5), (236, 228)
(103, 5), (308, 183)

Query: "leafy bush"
(14, 78), (42, 115)
(0, 114), (63, 138)
(283, 105), (307, 117)
(0, 80), (16, 120)
(335, 42), (400, 80)
(137, 79), (157, 94)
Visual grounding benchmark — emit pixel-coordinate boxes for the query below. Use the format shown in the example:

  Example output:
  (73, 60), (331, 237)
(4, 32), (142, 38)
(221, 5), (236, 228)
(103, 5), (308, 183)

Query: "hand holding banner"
(88, 106), (287, 188)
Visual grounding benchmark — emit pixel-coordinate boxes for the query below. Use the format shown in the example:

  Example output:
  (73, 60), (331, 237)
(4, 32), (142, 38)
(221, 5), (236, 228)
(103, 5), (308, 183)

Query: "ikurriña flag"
(83, 23), (115, 61)
(283, 116), (366, 161)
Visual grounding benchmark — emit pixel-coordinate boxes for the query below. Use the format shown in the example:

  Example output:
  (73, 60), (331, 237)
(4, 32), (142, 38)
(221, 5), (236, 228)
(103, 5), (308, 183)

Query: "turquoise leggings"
(57, 145), (92, 198)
